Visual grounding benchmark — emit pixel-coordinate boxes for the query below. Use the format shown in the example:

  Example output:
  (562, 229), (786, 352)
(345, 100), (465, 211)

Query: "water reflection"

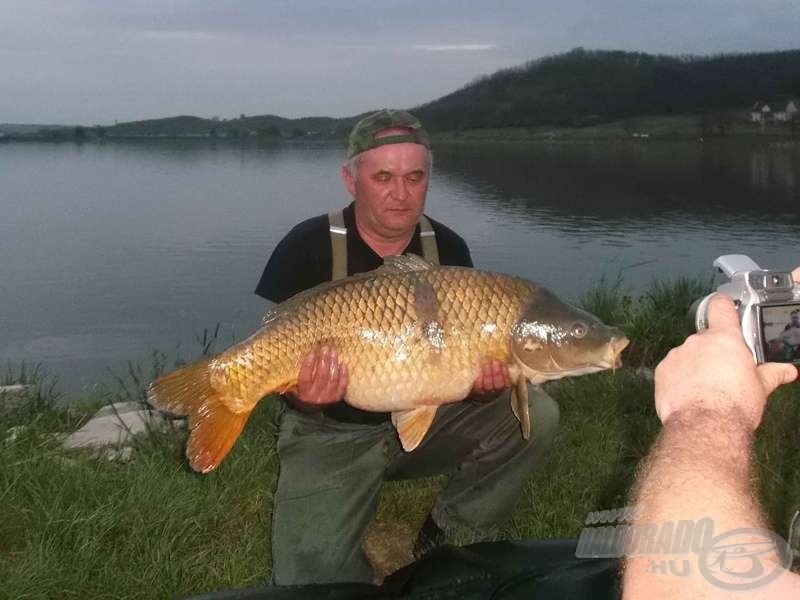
(1, 140), (798, 395)
(434, 140), (800, 218)
(429, 140), (799, 299)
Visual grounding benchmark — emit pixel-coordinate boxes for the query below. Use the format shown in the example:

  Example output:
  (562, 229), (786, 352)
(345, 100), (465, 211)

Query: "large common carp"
(148, 256), (628, 473)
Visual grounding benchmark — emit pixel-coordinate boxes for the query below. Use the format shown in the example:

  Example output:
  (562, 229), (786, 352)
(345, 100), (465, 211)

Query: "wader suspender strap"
(328, 210), (348, 282)
(418, 215), (440, 266)
(328, 210), (440, 282)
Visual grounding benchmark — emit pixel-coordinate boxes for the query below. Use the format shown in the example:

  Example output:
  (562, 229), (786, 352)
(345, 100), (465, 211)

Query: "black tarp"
(186, 539), (620, 600)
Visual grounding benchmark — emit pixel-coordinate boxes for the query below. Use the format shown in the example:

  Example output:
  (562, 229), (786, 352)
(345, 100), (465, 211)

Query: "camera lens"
(689, 294), (714, 332)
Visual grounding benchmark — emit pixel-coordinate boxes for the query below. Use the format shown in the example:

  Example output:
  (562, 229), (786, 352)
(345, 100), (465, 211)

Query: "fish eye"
(571, 322), (588, 338)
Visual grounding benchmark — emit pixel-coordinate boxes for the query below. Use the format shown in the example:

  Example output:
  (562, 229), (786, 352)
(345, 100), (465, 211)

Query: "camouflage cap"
(347, 109), (430, 158)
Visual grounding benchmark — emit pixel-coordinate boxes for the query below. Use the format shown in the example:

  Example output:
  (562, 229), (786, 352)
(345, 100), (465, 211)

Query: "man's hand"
(654, 294), (797, 430)
(290, 346), (348, 409)
(471, 359), (512, 400)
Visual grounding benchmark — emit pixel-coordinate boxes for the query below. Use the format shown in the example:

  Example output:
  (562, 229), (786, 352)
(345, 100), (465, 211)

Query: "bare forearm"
(623, 408), (798, 598)
(631, 408), (759, 529)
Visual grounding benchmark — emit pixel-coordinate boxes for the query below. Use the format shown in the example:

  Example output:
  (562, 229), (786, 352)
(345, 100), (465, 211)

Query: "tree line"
(412, 48), (800, 130)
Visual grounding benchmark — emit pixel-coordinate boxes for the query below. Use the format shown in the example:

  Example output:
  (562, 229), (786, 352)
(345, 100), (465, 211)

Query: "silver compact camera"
(694, 254), (800, 365)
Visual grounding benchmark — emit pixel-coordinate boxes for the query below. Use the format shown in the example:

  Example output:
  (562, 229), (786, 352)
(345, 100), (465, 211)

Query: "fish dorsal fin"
(262, 254), (434, 325)
(511, 375), (531, 440)
(379, 254), (435, 274)
(392, 405), (438, 451)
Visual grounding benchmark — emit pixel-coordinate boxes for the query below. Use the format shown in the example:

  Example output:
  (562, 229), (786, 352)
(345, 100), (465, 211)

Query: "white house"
(751, 101), (771, 122)
(774, 100), (798, 122)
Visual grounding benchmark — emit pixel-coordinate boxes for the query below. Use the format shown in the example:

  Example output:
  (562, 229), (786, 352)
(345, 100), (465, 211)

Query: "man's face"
(342, 140), (429, 240)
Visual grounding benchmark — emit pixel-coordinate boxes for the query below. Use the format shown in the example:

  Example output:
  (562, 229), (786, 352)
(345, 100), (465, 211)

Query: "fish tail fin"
(147, 360), (252, 474)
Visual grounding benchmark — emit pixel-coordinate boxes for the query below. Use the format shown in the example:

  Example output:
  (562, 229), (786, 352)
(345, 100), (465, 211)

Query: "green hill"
(413, 47), (800, 130)
(6, 48), (799, 140)
(103, 113), (361, 140)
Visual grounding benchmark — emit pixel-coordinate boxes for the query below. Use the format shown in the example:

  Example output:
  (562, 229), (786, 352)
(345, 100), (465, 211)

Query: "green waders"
(269, 210), (560, 585)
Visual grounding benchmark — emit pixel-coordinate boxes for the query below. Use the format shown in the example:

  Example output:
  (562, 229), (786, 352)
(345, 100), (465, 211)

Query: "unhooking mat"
(185, 538), (620, 600)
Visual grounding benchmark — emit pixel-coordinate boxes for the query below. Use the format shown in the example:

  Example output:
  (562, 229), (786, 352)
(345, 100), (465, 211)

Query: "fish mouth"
(608, 336), (630, 371)
(514, 335), (630, 383)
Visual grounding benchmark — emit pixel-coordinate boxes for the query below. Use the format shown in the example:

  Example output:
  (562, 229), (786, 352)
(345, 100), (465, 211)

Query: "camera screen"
(760, 303), (800, 364)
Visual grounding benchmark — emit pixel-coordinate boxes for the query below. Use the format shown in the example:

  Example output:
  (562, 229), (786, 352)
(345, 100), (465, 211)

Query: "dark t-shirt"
(255, 202), (473, 423)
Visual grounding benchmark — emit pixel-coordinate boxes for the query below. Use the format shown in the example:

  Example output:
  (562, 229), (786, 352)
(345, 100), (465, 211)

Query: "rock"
(0, 384), (32, 394)
(0, 384), (32, 410)
(93, 401), (148, 419)
(62, 402), (174, 450)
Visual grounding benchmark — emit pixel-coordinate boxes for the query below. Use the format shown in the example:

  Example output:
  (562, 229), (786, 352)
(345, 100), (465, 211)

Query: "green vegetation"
(433, 114), (799, 143)
(415, 48), (800, 132)
(3, 48), (798, 143)
(2, 278), (800, 598)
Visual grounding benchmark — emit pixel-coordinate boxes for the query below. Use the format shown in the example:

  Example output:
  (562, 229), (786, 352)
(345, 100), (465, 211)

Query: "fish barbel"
(148, 255), (628, 473)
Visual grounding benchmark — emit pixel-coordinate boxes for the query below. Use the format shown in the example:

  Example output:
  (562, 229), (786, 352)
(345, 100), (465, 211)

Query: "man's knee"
(479, 387), (559, 462)
(529, 387), (560, 449)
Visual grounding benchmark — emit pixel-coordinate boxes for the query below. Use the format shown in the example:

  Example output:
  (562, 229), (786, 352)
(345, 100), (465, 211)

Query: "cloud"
(413, 44), (496, 52)
(141, 30), (218, 41)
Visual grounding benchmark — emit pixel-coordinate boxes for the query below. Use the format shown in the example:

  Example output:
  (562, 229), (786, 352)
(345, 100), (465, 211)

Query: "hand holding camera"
(693, 255), (800, 366)
(658, 294), (798, 429)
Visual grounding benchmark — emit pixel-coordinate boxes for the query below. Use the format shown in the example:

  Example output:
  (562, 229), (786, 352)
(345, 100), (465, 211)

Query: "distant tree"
(74, 126), (86, 141)
(257, 125), (280, 138)
(413, 48), (800, 133)
(93, 126), (107, 139)
(712, 111), (734, 136)
(240, 114), (246, 120)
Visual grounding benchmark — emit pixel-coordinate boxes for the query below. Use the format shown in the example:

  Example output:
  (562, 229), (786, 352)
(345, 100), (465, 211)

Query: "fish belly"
(343, 347), (480, 412)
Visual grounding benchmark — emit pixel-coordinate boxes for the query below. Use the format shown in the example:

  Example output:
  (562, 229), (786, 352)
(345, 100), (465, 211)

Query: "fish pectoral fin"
(511, 376), (531, 440)
(392, 406), (438, 452)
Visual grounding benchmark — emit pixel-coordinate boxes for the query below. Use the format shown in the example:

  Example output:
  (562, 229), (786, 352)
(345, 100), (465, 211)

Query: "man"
(255, 109), (559, 585)
(623, 266), (800, 599)
(784, 310), (800, 329)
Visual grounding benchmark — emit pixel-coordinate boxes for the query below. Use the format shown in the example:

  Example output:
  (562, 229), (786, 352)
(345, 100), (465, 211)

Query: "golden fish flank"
(147, 255), (629, 473)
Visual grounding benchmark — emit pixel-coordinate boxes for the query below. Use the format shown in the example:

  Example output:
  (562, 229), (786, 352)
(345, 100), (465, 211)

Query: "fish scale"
(226, 268), (530, 413)
(148, 256), (628, 473)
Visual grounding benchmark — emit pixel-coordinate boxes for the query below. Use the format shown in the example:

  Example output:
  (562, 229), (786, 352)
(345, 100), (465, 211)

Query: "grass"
(433, 115), (800, 143)
(2, 278), (800, 599)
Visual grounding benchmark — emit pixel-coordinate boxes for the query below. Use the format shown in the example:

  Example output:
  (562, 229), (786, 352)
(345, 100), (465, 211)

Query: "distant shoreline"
(3, 115), (797, 145)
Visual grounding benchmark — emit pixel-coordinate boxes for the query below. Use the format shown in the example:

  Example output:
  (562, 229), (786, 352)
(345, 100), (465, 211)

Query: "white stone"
(62, 403), (171, 450)
(0, 385), (32, 410)
(0, 384), (32, 394)
(93, 401), (151, 419)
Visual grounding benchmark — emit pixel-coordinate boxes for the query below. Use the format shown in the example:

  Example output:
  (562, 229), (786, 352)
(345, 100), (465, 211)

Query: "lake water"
(1, 139), (798, 397)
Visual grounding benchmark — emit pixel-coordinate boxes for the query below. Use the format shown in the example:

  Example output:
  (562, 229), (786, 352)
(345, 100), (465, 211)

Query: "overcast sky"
(2, 0), (799, 125)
